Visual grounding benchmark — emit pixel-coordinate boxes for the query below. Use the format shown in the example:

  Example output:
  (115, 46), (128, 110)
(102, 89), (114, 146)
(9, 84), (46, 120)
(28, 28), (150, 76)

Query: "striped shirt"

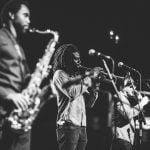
(52, 69), (98, 127)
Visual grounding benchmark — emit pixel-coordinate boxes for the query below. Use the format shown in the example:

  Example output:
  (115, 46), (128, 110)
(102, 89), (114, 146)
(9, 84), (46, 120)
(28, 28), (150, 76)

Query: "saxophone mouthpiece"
(28, 27), (55, 34)
(28, 28), (36, 33)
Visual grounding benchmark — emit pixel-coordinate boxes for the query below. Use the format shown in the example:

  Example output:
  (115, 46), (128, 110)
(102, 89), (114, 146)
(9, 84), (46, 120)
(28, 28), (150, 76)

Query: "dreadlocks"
(52, 44), (79, 74)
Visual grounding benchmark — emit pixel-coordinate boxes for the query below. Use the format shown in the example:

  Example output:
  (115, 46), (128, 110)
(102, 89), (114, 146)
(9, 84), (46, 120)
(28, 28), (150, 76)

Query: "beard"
(13, 22), (28, 35)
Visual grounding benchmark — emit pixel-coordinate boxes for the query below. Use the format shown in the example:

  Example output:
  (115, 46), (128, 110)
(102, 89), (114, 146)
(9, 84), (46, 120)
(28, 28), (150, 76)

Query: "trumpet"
(78, 65), (124, 81)
(62, 65), (125, 89)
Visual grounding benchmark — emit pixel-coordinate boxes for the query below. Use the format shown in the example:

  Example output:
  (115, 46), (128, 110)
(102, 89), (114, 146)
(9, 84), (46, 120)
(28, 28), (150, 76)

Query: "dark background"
(1, 0), (150, 150)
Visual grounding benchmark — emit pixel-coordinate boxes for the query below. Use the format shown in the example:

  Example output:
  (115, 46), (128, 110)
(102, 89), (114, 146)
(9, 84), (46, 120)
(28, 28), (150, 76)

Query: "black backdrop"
(1, 0), (150, 77)
(1, 0), (150, 150)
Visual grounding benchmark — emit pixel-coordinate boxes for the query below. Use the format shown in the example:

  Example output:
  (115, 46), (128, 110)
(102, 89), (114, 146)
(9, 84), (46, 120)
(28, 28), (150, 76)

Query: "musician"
(111, 76), (149, 150)
(51, 44), (100, 150)
(0, 0), (31, 149)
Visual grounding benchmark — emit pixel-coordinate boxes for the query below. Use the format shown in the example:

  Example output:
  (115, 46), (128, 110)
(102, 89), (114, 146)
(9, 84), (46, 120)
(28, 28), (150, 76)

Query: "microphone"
(88, 49), (111, 59)
(118, 62), (137, 72)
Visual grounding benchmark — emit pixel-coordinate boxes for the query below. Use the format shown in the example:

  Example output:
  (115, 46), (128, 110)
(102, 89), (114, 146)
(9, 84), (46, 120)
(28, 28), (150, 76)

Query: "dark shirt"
(0, 27), (30, 102)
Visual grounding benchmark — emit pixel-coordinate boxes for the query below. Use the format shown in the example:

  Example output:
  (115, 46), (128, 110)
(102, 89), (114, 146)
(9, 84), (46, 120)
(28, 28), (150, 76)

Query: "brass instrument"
(63, 65), (125, 88)
(7, 28), (59, 132)
(78, 65), (125, 82)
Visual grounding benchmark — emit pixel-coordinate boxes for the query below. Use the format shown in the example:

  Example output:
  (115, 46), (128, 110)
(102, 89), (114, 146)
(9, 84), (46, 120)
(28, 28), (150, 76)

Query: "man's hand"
(140, 96), (150, 109)
(7, 93), (30, 110)
(83, 77), (92, 87)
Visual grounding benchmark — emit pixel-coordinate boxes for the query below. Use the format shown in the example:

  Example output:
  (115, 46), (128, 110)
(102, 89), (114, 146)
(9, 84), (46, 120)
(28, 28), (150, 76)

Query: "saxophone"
(7, 28), (59, 132)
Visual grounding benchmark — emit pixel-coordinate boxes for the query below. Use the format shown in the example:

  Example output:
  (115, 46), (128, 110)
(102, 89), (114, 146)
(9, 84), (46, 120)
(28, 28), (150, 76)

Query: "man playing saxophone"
(0, 0), (31, 149)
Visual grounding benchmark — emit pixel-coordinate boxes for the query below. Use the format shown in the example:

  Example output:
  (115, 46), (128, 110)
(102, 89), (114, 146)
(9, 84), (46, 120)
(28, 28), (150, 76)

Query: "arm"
(116, 92), (149, 120)
(53, 70), (91, 100)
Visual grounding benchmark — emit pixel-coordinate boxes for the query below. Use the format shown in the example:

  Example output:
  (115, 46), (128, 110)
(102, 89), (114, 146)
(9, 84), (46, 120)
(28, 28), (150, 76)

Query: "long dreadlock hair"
(52, 44), (79, 75)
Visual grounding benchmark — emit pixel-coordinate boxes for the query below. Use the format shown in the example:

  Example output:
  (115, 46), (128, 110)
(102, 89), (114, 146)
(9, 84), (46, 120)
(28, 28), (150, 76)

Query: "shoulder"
(54, 70), (68, 77)
(0, 28), (10, 45)
(53, 70), (69, 88)
(0, 28), (8, 38)
(53, 70), (68, 80)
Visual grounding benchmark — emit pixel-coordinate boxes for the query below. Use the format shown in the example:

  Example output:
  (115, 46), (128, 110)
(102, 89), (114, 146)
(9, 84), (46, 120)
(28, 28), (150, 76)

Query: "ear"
(8, 12), (15, 20)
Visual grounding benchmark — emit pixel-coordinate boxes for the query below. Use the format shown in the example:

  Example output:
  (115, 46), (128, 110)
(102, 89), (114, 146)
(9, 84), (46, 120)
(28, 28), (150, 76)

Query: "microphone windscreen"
(88, 49), (96, 56)
(118, 62), (124, 67)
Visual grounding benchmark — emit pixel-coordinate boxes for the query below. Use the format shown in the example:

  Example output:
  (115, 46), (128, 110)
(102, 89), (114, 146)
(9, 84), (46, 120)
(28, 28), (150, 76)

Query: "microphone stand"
(111, 57), (115, 74)
(131, 70), (146, 146)
(101, 59), (135, 150)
